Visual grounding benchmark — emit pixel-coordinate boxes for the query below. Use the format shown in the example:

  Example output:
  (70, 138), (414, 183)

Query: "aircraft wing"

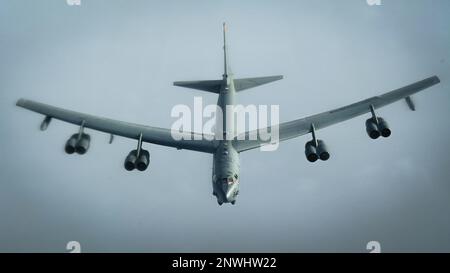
(16, 99), (218, 153)
(233, 76), (441, 152)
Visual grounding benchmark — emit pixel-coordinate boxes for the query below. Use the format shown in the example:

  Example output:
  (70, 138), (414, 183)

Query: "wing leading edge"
(16, 99), (218, 153)
(233, 76), (441, 152)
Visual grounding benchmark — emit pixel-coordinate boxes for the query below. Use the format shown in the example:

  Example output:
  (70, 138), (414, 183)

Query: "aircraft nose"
(225, 188), (235, 201)
(221, 177), (239, 202)
(225, 183), (239, 201)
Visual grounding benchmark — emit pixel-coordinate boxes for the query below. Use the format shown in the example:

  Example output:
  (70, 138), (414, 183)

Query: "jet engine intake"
(136, 150), (150, 171)
(366, 118), (380, 139)
(124, 149), (150, 171)
(75, 133), (90, 154)
(65, 133), (91, 154)
(377, 117), (391, 138)
(305, 141), (318, 162)
(124, 150), (138, 171)
(316, 140), (330, 161)
(65, 134), (78, 154)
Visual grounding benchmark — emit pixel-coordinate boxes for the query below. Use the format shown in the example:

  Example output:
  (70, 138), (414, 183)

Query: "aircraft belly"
(212, 146), (240, 204)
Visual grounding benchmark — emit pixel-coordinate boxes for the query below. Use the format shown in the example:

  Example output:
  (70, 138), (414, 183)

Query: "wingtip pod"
(16, 98), (27, 107)
(222, 22), (229, 76)
(412, 75), (441, 92)
(425, 75), (441, 88)
(433, 75), (441, 84)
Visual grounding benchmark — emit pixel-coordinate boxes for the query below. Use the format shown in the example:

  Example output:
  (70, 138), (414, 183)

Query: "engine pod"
(316, 140), (330, 161)
(377, 118), (391, 138)
(136, 150), (150, 171)
(65, 134), (78, 154)
(305, 141), (318, 162)
(365, 118), (380, 139)
(124, 150), (138, 171)
(75, 133), (90, 154)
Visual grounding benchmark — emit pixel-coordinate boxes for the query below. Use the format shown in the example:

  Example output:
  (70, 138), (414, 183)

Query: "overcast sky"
(1, 0), (449, 252)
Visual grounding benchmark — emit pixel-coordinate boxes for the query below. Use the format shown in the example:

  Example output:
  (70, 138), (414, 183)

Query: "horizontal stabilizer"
(173, 80), (222, 93)
(234, 75), (283, 92)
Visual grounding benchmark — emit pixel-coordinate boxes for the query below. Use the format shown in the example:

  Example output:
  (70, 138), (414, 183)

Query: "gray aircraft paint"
(2, 0), (450, 252)
(212, 24), (240, 205)
(16, 23), (440, 205)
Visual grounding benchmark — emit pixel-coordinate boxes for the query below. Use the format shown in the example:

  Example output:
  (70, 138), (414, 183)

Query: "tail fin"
(223, 23), (283, 91)
(173, 23), (230, 94)
(223, 22), (230, 77)
(173, 23), (283, 93)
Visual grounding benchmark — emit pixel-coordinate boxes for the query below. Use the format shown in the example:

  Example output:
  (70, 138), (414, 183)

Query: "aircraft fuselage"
(212, 74), (240, 205)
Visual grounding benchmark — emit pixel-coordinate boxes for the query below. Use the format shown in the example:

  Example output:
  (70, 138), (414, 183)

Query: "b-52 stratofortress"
(17, 23), (441, 205)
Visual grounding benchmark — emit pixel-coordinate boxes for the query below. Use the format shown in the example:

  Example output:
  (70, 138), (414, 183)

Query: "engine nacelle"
(65, 134), (78, 154)
(136, 150), (150, 171)
(366, 118), (380, 139)
(305, 141), (318, 162)
(316, 140), (330, 161)
(305, 139), (330, 162)
(65, 133), (91, 154)
(377, 117), (391, 138)
(124, 149), (150, 171)
(75, 133), (90, 154)
(124, 150), (138, 171)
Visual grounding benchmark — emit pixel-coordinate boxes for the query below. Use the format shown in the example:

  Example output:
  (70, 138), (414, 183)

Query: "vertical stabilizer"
(223, 22), (230, 77)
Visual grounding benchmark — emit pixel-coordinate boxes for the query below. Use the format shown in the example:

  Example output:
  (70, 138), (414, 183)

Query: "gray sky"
(1, 0), (449, 252)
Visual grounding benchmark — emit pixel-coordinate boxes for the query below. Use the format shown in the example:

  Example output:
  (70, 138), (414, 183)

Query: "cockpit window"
(234, 174), (238, 180)
(222, 177), (235, 185)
